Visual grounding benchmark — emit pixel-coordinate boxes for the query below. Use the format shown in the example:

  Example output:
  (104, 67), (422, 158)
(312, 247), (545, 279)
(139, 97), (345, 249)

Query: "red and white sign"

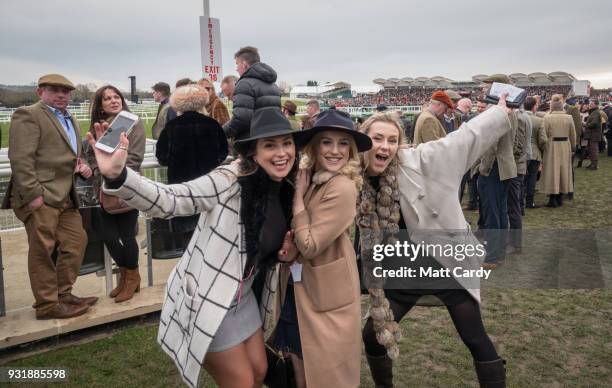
(199, 17), (222, 82)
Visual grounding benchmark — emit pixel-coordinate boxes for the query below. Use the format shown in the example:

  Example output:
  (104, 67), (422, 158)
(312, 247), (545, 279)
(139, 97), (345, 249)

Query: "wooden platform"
(0, 284), (164, 350)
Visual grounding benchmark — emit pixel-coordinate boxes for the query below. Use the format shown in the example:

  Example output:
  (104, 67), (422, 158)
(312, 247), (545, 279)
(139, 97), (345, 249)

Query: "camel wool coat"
(541, 111), (576, 194)
(278, 172), (361, 388)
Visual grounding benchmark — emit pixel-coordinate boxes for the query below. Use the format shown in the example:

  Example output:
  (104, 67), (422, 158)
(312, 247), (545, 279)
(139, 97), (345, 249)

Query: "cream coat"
(277, 173), (361, 388)
(395, 106), (512, 303)
(541, 111), (576, 194)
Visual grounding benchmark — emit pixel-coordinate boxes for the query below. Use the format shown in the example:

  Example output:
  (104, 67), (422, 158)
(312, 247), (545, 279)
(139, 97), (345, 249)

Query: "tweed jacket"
(205, 95), (230, 126)
(585, 108), (603, 142)
(526, 111), (547, 162)
(413, 109), (447, 145)
(397, 106), (512, 303)
(152, 100), (170, 140)
(103, 164), (278, 388)
(478, 108), (517, 180)
(564, 104), (583, 141)
(3, 101), (82, 209)
(513, 111), (531, 175)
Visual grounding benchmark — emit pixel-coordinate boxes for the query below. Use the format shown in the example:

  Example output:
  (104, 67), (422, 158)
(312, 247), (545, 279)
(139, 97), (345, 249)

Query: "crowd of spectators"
(329, 85), (576, 107)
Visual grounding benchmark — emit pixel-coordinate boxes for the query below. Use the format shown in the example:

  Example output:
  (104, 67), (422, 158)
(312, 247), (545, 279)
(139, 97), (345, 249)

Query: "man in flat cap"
(413, 90), (452, 145)
(281, 100), (301, 131)
(2, 73), (97, 319)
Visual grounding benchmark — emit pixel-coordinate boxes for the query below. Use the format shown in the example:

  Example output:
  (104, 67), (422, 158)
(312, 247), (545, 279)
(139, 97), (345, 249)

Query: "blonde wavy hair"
(170, 84), (209, 115)
(550, 94), (565, 112)
(299, 132), (363, 190)
(359, 112), (409, 171)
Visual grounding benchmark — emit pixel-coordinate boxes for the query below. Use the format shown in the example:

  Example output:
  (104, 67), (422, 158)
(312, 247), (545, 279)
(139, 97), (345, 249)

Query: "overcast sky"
(1, 0), (611, 91)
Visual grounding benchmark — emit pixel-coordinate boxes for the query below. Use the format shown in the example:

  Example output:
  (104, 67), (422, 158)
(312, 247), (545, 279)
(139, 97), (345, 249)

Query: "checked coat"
(103, 164), (278, 387)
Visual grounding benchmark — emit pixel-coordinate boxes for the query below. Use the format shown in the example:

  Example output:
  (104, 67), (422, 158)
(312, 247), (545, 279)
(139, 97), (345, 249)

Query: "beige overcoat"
(278, 172), (361, 388)
(541, 111), (576, 194)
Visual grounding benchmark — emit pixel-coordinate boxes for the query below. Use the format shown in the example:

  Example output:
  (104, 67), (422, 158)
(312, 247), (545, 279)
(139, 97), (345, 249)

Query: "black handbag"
(263, 344), (297, 388)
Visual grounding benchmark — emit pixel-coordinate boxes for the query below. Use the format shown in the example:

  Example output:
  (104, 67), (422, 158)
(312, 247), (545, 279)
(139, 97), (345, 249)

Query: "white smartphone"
(94, 111), (139, 153)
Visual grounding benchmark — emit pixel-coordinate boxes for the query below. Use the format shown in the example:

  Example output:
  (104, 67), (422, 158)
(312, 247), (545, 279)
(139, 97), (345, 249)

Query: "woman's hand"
(295, 168), (311, 199)
(278, 230), (298, 263)
(498, 92), (511, 113)
(86, 122), (129, 179)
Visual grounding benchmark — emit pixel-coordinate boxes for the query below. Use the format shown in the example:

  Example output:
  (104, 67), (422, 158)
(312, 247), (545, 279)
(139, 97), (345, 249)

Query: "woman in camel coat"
(271, 109), (372, 388)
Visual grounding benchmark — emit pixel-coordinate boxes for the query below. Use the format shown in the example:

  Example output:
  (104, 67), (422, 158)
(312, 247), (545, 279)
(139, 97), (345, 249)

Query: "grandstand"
(330, 71), (584, 107)
(289, 81), (352, 99)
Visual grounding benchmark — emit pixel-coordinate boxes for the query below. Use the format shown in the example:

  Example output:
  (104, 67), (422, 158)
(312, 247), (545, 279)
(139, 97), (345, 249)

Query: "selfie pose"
(86, 85), (146, 302)
(88, 107), (299, 388)
(358, 96), (513, 388)
(272, 109), (372, 388)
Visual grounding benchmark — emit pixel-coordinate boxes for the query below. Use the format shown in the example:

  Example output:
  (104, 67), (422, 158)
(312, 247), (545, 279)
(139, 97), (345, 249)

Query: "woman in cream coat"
(358, 96), (513, 388)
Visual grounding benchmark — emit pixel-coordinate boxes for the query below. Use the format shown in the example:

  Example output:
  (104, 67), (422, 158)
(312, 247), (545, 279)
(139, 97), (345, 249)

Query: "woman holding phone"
(357, 96), (513, 388)
(86, 85), (146, 302)
(88, 106), (300, 388)
(272, 109), (372, 388)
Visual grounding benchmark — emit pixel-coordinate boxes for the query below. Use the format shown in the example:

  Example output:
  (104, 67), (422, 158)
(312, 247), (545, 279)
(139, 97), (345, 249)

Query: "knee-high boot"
(474, 358), (506, 388)
(366, 353), (394, 388)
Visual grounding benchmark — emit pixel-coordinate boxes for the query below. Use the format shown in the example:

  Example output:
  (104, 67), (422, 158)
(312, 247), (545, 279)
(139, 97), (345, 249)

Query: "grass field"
(2, 155), (612, 387)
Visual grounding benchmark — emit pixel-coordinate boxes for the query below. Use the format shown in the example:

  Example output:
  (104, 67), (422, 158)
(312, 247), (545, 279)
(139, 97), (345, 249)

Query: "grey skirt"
(208, 275), (262, 352)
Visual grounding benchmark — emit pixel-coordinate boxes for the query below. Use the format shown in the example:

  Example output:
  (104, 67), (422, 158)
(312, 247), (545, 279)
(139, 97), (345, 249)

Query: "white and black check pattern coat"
(103, 164), (279, 387)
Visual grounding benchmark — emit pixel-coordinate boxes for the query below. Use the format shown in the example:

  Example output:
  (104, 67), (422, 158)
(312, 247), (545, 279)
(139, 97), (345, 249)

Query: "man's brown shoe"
(36, 302), (89, 320)
(59, 294), (99, 307)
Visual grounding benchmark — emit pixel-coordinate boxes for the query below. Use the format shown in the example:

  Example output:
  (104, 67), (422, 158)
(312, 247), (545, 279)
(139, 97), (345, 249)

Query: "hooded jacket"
(223, 62), (282, 140)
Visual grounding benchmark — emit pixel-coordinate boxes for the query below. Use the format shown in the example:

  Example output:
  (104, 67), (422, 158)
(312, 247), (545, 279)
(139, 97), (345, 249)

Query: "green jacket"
(526, 111), (547, 162)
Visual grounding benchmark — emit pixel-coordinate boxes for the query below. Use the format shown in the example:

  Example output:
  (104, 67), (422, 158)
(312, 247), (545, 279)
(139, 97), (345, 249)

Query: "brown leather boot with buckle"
(115, 267), (141, 303)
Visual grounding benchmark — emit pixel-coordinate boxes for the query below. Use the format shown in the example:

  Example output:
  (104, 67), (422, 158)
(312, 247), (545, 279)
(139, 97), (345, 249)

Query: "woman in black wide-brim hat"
(87, 106), (302, 388)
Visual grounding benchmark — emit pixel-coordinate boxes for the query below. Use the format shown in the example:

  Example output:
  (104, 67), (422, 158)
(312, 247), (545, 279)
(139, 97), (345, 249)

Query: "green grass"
(3, 156), (612, 387)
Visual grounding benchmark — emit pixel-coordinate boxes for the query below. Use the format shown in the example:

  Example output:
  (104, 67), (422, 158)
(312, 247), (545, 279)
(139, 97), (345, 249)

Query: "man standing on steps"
(2, 74), (98, 320)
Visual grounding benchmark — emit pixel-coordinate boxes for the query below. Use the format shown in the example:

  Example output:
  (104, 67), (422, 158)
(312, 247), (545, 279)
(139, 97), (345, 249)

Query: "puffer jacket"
(223, 62), (281, 140)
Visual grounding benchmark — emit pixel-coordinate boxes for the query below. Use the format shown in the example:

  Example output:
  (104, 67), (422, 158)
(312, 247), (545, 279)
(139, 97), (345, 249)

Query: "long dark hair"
(89, 85), (130, 135)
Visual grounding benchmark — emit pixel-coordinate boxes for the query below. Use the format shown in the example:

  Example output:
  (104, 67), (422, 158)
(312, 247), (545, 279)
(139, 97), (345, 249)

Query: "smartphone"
(94, 111), (139, 153)
(484, 82), (527, 109)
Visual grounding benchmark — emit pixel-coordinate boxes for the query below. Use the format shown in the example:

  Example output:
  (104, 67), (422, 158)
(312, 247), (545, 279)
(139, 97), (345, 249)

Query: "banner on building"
(200, 17), (223, 82)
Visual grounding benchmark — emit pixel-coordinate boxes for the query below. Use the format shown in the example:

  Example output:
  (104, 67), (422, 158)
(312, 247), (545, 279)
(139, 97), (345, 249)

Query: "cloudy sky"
(1, 0), (611, 91)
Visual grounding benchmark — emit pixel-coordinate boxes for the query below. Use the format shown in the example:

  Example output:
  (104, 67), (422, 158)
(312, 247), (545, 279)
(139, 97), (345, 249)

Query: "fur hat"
(431, 91), (455, 110)
(170, 84), (209, 113)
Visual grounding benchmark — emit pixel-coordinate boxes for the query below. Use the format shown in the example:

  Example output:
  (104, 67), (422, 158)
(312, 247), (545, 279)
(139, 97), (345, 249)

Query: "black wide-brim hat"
(295, 109), (373, 152)
(234, 107), (298, 155)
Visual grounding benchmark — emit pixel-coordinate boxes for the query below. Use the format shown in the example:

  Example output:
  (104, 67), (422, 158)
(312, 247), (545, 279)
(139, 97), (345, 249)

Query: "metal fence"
(0, 139), (165, 231)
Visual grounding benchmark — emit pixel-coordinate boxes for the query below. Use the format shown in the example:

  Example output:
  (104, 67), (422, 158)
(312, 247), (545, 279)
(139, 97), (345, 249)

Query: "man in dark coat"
(582, 99), (603, 170)
(223, 46), (281, 141)
(604, 103), (612, 156)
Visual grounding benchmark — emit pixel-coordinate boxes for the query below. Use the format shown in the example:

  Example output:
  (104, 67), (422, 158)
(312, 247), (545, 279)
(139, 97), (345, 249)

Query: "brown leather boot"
(59, 293), (99, 307)
(36, 302), (90, 320)
(109, 267), (126, 298)
(474, 358), (506, 388)
(366, 353), (394, 388)
(115, 267), (141, 303)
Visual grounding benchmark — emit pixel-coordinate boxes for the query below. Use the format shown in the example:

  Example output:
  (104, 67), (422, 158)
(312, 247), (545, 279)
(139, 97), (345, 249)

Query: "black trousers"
(97, 209), (139, 269)
(507, 175), (523, 249)
(362, 290), (499, 362)
(524, 160), (540, 206)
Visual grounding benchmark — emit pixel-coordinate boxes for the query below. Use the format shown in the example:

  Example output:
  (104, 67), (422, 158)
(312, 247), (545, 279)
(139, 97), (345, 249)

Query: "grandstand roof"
(471, 71), (576, 85)
(290, 81), (351, 96)
(374, 71), (578, 88)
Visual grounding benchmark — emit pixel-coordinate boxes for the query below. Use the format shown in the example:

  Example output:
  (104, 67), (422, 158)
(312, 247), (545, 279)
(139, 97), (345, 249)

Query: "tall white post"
(203, 0), (210, 18)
